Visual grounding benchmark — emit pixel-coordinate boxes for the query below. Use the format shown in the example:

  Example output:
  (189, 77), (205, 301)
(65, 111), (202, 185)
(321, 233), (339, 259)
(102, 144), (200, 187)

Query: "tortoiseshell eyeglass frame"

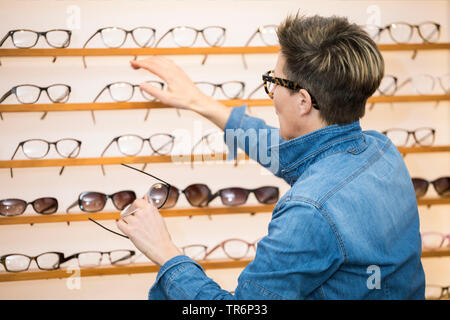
(262, 70), (320, 110)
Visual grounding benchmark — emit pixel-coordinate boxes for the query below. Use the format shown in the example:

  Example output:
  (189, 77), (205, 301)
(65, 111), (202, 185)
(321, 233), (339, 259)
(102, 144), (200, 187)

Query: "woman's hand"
(116, 194), (181, 266)
(130, 57), (231, 129)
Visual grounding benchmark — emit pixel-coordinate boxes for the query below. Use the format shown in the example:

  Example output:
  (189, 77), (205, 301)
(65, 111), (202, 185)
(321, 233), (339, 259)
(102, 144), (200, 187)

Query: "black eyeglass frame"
(89, 163), (173, 239)
(0, 197), (58, 216)
(262, 70), (320, 110)
(66, 190), (137, 213)
(207, 186), (280, 206)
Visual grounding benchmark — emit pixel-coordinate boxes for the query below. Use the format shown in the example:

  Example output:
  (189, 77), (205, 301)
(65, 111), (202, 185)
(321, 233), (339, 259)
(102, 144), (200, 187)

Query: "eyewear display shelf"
(1, 145), (449, 169)
(0, 204), (276, 225)
(0, 199), (446, 226)
(0, 95), (449, 114)
(1, 248), (449, 283)
(0, 43), (449, 58)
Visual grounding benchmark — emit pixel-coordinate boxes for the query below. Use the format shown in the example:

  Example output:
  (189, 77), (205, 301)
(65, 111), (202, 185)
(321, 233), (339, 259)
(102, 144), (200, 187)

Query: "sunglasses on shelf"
(0, 197), (58, 216)
(412, 177), (450, 198)
(66, 190), (137, 213)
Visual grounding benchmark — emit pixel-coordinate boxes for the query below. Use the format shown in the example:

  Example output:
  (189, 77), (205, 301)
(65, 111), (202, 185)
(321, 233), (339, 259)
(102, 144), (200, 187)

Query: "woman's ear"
(297, 89), (314, 115)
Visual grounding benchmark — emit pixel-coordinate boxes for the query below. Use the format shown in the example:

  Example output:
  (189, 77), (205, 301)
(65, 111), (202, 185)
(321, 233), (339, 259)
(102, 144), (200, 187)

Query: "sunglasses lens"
(80, 192), (107, 212)
(433, 177), (450, 197)
(254, 186), (279, 204)
(412, 178), (429, 198)
(219, 188), (249, 206)
(184, 184), (211, 207)
(149, 183), (176, 209)
(0, 199), (27, 216)
(33, 197), (58, 214)
(112, 191), (136, 210)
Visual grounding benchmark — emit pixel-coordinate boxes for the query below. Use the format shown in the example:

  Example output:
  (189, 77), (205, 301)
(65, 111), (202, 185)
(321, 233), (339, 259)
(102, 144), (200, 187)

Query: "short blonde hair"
(277, 13), (384, 125)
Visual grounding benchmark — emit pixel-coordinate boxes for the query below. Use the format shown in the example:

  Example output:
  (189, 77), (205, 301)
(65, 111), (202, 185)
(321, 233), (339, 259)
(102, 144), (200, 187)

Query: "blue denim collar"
(272, 121), (366, 182)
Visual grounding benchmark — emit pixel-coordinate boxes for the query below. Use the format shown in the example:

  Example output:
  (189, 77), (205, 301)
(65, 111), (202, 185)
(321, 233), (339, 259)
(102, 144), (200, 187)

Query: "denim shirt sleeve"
(148, 199), (344, 300)
(224, 105), (285, 177)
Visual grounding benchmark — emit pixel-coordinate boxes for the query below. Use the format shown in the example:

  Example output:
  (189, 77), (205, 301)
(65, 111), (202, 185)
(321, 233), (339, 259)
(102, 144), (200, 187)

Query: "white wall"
(0, 0), (448, 299)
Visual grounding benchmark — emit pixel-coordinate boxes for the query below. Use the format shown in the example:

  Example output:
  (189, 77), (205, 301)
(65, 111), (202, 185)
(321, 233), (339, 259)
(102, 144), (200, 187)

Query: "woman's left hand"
(116, 195), (181, 266)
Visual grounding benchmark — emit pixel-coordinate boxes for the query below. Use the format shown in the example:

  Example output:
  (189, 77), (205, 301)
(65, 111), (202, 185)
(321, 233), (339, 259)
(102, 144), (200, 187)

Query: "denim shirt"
(148, 105), (425, 300)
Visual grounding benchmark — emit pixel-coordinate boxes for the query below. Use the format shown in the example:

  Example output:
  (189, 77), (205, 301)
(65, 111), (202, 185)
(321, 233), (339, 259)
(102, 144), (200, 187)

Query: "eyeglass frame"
(82, 26), (157, 68)
(262, 70), (320, 110)
(194, 81), (245, 99)
(91, 81), (165, 124)
(0, 252), (66, 272)
(421, 232), (450, 250)
(241, 25), (278, 69)
(182, 238), (260, 261)
(0, 29), (72, 49)
(0, 84), (72, 121)
(10, 138), (82, 178)
(100, 133), (175, 175)
(66, 190), (137, 213)
(206, 186), (280, 206)
(154, 26), (226, 66)
(0, 197), (59, 216)
(367, 22), (441, 44)
(411, 177), (450, 198)
(381, 127), (436, 147)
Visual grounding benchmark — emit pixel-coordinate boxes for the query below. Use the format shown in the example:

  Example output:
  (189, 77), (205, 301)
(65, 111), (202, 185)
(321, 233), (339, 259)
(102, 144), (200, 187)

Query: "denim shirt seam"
(317, 138), (393, 205)
(165, 264), (193, 299)
(281, 133), (363, 174)
(279, 196), (348, 264)
(243, 280), (285, 300)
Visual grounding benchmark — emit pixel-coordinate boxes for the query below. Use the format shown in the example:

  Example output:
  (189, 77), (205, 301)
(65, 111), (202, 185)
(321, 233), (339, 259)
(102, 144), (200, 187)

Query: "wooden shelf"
(0, 246), (448, 282)
(0, 95), (448, 114)
(421, 248), (450, 258)
(0, 258), (252, 282)
(1, 145), (448, 170)
(0, 204), (275, 226)
(0, 43), (448, 59)
(0, 198), (447, 227)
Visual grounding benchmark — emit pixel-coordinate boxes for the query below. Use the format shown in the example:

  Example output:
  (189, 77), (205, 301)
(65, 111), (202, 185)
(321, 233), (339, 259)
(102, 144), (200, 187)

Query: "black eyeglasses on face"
(262, 70), (320, 110)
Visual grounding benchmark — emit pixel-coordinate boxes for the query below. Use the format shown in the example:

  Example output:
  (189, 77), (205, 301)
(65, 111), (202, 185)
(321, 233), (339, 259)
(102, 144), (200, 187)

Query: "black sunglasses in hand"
(88, 163), (172, 239)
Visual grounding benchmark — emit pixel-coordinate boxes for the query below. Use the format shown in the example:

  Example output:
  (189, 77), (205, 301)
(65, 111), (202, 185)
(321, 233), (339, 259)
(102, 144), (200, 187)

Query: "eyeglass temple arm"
(59, 143), (81, 176)
(65, 200), (78, 213)
(206, 191), (220, 206)
(88, 217), (130, 239)
(91, 86), (109, 125)
(396, 77), (412, 92)
(81, 30), (101, 68)
(0, 32), (11, 67)
(204, 243), (221, 260)
(190, 135), (207, 169)
(100, 138), (116, 176)
(142, 137), (175, 171)
(0, 89), (13, 120)
(9, 144), (21, 178)
(201, 32), (226, 66)
(154, 29), (172, 48)
(246, 83), (263, 99)
(120, 163), (171, 186)
(241, 30), (258, 69)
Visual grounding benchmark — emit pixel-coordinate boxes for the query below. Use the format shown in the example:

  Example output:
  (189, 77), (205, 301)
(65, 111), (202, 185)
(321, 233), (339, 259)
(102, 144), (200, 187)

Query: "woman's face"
(270, 54), (304, 140)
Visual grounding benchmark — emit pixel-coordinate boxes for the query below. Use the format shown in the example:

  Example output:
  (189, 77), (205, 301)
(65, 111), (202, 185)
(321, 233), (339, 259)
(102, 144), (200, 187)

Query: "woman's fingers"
(130, 57), (173, 82)
(140, 81), (166, 101)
